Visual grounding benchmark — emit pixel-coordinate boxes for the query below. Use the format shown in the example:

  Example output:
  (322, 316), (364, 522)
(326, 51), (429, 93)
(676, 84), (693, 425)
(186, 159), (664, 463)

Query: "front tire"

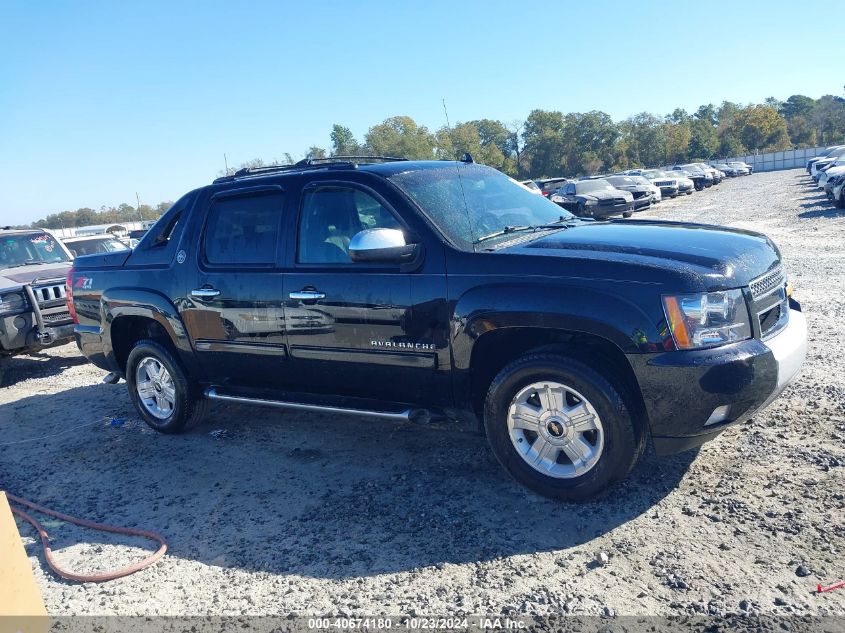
(126, 339), (208, 433)
(483, 353), (642, 501)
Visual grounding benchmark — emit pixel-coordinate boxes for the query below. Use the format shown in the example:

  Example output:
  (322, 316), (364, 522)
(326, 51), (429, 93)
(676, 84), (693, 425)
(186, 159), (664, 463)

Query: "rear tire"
(126, 339), (208, 433)
(622, 210), (633, 218)
(483, 353), (643, 502)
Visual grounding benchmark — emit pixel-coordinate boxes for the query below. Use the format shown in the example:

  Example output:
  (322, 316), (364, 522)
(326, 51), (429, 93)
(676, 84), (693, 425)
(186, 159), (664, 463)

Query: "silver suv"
(0, 228), (75, 357)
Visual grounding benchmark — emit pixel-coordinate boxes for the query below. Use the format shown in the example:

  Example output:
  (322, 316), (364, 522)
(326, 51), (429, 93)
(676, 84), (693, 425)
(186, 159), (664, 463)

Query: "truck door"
(180, 185), (291, 389)
(282, 180), (450, 406)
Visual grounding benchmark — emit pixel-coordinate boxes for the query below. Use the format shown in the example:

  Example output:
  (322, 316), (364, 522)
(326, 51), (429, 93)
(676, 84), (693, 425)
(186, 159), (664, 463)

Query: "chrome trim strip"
(194, 340), (287, 356)
(204, 387), (413, 421)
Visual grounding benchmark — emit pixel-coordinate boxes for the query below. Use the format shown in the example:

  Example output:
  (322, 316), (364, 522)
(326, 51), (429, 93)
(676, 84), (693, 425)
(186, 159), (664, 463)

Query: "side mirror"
(348, 228), (420, 264)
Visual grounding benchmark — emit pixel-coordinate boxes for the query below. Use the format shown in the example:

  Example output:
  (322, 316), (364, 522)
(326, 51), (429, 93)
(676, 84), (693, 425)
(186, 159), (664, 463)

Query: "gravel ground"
(1, 168), (844, 620)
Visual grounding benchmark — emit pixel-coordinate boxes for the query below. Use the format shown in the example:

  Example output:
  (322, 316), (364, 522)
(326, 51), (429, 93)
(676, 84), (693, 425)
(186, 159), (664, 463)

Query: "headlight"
(0, 292), (27, 315)
(662, 289), (751, 350)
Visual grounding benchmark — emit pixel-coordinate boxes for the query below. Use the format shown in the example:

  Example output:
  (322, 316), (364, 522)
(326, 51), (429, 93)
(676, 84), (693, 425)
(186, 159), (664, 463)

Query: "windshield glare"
(388, 164), (574, 248)
(0, 232), (69, 268)
(606, 176), (635, 187)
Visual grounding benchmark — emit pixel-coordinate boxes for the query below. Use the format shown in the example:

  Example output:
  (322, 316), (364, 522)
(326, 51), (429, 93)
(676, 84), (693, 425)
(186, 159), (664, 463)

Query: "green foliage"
(31, 201), (173, 229)
(734, 106), (790, 151)
(330, 124), (361, 156)
(364, 116), (435, 159)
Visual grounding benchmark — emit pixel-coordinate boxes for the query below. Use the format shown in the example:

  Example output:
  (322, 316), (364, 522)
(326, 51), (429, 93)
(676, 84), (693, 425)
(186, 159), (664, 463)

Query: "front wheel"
(622, 210), (633, 218)
(483, 353), (643, 501)
(126, 339), (208, 433)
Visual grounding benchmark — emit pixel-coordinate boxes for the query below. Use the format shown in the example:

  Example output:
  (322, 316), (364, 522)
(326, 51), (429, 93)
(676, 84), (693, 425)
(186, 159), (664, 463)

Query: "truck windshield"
(0, 232), (69, 268)
(388, 164), (573, 249)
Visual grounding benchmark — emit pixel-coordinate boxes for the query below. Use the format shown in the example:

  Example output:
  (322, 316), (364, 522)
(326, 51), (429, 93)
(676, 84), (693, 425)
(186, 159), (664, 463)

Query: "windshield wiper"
(473, 217), (588, 245)
(473, 225), (537, 244)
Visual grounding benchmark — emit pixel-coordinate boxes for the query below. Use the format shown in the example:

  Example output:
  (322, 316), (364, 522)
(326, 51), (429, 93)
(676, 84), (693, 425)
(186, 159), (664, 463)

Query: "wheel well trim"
(101, 288), (193, 374)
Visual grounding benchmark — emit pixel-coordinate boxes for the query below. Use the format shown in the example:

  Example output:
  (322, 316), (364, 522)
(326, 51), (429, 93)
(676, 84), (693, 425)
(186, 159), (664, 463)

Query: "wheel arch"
(101, 289), (195, 376)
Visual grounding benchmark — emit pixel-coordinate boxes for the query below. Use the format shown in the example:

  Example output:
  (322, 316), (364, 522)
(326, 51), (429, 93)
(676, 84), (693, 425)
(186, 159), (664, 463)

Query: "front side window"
(297, 185), (401, 264)
(388, 164), (571, 249)
(203, 192), (284, 266)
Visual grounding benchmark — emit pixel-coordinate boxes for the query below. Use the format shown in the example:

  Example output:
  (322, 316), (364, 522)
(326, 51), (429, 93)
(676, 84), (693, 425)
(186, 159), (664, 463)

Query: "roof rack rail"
(212, 156), (408, 184)
(297, 155), (408, 166)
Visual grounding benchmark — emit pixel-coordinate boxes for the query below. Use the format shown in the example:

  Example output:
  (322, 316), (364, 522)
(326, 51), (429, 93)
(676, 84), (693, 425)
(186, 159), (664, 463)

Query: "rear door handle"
(289, 290), (326, 301)
(191, 288), (221, 299)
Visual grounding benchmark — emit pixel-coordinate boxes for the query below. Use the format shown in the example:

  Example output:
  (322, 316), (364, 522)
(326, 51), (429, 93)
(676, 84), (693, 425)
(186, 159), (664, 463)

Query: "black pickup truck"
(68, 157), (808, 501)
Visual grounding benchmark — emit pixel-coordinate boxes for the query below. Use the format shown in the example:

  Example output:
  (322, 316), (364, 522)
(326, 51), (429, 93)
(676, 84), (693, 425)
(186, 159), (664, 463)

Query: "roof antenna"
(442, 97), (476, 251)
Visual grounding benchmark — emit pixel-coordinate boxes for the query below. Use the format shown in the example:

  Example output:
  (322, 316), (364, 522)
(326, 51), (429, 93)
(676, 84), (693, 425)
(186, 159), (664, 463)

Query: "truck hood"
(0, 262), (72, 291)
(510, 219), (781, 289)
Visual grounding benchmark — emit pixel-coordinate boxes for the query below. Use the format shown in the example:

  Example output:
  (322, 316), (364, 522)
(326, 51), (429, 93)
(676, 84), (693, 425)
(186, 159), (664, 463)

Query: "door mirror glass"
(348, 228), (418, 263)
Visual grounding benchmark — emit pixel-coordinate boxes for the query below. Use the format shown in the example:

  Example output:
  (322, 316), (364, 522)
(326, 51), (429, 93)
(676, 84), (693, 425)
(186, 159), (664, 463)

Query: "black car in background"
(550, 178), (634, 218)
(672, 165), (711, 190)
(604, 175), (652, 211)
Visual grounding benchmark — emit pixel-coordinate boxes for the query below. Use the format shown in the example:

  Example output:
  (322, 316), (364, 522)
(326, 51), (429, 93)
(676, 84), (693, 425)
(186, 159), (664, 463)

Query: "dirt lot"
(1, 169), (844, 619)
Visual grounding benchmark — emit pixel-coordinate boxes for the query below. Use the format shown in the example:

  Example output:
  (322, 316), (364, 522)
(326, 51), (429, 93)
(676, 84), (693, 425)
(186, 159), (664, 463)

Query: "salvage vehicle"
(1, 228), (75, 357)
(710, 163), (738, 177)
(832, 176), (845, 208)
(519, 180), (544, 195)
(642, 170), (680, 198)
(536, 177), (571, 198)
(604, 176), (653, 211)
(67, 157), (808, 501)
(629, 175), (662, 204)
(63, 234), (131, 257)
(672, 165), (710, 190)
(550, 178), (635, 218)
(807, 145), (845, 174)
(727, 161), (752, 175)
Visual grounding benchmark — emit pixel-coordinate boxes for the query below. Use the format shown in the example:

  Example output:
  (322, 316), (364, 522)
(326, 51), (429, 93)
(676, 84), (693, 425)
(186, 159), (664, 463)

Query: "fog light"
(705, 405), (731, 426)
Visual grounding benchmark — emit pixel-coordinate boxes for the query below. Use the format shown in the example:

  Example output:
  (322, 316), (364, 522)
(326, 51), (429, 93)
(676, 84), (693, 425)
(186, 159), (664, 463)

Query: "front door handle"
(289, 290), (326, 301)
(191, 287), (221, 299)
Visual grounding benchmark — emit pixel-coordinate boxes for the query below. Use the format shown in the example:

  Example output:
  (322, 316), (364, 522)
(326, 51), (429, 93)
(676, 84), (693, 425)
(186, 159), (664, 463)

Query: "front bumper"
(0, 311), (74, 355)
(627, 304), (807, 454)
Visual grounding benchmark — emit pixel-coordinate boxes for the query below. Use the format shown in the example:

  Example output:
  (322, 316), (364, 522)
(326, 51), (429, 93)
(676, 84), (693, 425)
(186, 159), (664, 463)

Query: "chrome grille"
(32, 281), (66, 305)
(749, 266), (785, 300)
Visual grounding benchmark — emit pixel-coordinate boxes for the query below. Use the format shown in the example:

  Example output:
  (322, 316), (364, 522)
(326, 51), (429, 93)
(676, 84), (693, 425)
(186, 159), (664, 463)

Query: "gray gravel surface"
(1, 169), (843, 618)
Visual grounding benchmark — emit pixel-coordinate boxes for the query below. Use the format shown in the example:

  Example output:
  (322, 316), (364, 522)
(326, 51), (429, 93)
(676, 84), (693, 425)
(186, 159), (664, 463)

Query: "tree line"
(22, 201), (173, 230)
(22, 90), (845, 229)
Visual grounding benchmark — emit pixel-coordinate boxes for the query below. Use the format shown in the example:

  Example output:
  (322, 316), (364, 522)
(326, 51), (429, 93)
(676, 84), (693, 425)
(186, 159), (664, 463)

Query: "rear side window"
(204, 192), (284, 266)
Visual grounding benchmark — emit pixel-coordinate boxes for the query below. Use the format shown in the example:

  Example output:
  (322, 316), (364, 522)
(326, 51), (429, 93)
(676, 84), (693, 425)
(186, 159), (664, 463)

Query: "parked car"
(811, 150), (845, 180)
(536, 177), (571, 198)
(0, 228), (75, 357)
(67, 158), (807, 501)
(818, 163), (845, 191)
(807, 145), (845, 174)
(694, 163), (722, 184)
(63, 234), (132, 257)
(727, 161), (752, 175)
(518, 179), (544, 195)
(824, 172), (845, 200)
(642, 170), (680, 198)
(672, 165), (710, 190)
(629, 175), (662, 203)
(550, 178), (635, 218)
(604, 176), (653, 210)
(711, 163), (739, 177)
(832, 176), (845, 208)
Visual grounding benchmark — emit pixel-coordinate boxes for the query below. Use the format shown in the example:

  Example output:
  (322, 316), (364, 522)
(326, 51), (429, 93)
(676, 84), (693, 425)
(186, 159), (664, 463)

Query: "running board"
(204, 387), (426, 422)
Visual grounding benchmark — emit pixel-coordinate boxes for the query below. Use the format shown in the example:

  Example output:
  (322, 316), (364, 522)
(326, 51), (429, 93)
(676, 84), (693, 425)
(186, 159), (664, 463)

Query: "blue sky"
(1, 0), (838, 224)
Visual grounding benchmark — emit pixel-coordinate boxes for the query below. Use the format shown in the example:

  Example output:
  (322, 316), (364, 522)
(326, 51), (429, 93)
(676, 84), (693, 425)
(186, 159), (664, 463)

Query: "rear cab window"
(202, 189), (285, 267)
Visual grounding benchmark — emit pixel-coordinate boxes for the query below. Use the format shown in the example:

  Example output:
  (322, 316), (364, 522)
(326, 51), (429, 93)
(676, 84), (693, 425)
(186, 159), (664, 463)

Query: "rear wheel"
(622, 210), (633, 218)
(126, 339), (208, 433)
(483, 353), (643, 501)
